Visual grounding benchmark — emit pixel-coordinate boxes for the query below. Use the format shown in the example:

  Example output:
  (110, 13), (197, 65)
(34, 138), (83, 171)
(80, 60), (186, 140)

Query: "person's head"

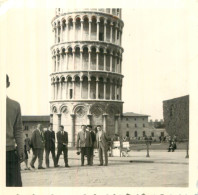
(96, 125), (101, 131)
(49, 123), (53, 130)
(86, 125), (92, 131)
(59, 125), (64, 131)
(6, 74), (10, 88)
(81, 125), (86, 131)
(37, 124), (43, 130)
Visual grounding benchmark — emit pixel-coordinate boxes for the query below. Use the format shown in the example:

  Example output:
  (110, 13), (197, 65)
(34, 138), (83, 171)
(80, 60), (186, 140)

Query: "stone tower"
(50, 8), (124, 146)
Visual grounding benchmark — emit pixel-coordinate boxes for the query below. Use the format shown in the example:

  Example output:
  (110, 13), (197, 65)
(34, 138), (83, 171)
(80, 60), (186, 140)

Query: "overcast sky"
(3, 1), (190, 120)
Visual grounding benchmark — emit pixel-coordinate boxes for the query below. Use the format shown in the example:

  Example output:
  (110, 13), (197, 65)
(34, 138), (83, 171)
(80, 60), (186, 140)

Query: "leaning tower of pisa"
(50, 8), (124, 146)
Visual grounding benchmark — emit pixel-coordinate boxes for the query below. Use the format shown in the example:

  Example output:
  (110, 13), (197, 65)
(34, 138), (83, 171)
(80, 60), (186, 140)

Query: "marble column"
(115, 114), (119, 135)
(104, 51), (107, 71)
(57, 113), (62, 131)
(96, 19), (100, 41)
(81, 20), (83, 40)
(50, 114), (53, 124)
(73, 21), (76, 41)
(103, 80), (106, 99)
(88, 49), (91, 70)
(73, 51), (75, 70)
(88, 79), (91, 99)
(103, 114), (108, 132)
(96, 49), (99, 70)
(71, 114), (75, 147)
(89, 21), (92, 40)
(110, 81), (112, 100)
(110, 52), (113, 72)
(80, 79), (82, 98)
(87, 114), (92, 125)
(96, 79), (99, 99)
(104, 20), (107, 41)
(110, 22), (113, 43)
(66, 22), (69, 41)
(54, 82), (57, 100)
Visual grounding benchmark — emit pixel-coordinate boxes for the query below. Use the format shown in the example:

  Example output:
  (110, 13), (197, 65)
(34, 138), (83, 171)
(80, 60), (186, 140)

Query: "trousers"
(6, 150), (22, 187)
(81, 147), (91, 165)
(45, 147), (56, 167)
(30, 148), (44, 168)
(56, 144), (68, 166)
(98, 142), (108, 165)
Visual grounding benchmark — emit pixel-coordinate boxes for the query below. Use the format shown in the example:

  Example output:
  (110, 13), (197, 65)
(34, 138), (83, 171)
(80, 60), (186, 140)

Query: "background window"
(135, 124), (137, 128)
(143, 131), (146, 137)
(126, 124), (129, 128)
(143, 124), (145, 127)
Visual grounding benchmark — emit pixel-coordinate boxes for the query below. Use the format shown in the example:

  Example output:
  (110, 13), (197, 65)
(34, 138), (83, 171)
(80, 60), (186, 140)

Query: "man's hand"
(17, 151), (26, 163)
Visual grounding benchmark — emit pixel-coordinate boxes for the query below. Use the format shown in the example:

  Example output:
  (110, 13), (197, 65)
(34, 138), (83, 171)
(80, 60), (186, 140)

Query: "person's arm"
(13, 103), (24, 159)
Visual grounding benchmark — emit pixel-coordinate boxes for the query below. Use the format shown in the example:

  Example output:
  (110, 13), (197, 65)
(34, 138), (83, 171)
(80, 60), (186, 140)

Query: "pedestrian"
(30, 124), (45, 169)
(96, 125), (109, 166)
(56, 125), (70, 167)
(44, 123), (58, 168)
(86, 125), (96, 165)
(76, 125), (92, 166)
(6, 74), (24, 186)
(24, 134), (31, 170)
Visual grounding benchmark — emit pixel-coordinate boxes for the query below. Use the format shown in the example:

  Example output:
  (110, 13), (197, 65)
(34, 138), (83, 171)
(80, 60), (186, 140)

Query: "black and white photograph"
(1, 0), (198, 194)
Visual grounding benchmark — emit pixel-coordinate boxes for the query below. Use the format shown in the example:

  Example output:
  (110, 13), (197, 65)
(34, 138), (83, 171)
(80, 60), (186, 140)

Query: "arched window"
(143, 131), (146, 137)
(134, 131), (137, 137)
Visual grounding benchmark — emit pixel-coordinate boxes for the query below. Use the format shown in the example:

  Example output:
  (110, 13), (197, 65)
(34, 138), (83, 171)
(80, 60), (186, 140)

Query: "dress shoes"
(54, 165), (60, 168)
(65, 165), (70, 168)
(30, 164), (35, 169)
(98, 164), (103, 166)
(38, 167), (45, 169)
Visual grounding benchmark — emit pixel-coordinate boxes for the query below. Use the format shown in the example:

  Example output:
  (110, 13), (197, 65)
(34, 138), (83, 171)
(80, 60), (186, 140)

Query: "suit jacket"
(6, 97), (23, 154)
(77, 130), (92, 148)
(44, 130), (55, 149)
(90, 131), (96, 147)
(31, 129), (45, 149)
(96, 131), (109, 148)
(57, 131), (68, 146)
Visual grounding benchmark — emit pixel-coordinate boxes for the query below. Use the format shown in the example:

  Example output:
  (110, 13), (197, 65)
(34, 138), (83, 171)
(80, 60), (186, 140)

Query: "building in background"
(22, 115), (50, 138)
(163, 95), (189, 140)
(121, 112), (168, 141)
(50, 8), (124, 146)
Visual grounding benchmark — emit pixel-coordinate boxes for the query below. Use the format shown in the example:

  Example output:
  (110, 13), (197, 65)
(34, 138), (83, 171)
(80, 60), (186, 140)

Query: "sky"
(2, 1), (190, 120)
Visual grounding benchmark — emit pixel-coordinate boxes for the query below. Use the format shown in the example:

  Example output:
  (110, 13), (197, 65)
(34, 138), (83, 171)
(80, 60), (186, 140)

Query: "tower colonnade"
(51, 73), (123, 101)
(51, 43), (123, 74)
(52, 11), (124, 46)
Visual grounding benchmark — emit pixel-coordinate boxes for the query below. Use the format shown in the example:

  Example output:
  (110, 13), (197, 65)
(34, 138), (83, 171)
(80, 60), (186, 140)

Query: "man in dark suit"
(30, 124), (45, 169)
(86, 125), (96, 165)
(56, 125), (70, 167)
(96, 125), (109, 166)
(77, 125), (92, 166)
(44, 123), (57, 168)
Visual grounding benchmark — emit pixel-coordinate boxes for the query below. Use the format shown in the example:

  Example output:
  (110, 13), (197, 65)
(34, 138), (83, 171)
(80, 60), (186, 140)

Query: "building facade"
(121, 112), (168, 141)
(163, 95), (189, 140)
(50, 8), (124, 146)
(22, 115), (50, 138)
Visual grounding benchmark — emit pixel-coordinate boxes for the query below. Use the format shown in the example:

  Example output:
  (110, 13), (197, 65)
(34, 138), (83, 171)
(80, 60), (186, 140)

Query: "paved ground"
(21, 150), (189, 187)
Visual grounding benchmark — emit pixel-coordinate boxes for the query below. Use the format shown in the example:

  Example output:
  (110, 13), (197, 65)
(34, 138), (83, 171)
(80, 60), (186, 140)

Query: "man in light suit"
(77, 125), (92, 166)
(56, 125), (70, 167)
(96, 125), (109, 166)
(30, 124), (45, 169)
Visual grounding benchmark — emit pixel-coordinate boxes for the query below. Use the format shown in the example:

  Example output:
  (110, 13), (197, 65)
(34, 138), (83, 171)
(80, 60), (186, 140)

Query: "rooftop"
(122, 112), (150, 117)
(22, 115), (50, 122)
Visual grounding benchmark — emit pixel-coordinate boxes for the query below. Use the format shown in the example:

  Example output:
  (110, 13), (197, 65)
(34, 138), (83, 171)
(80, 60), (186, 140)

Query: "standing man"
(86, 125), (96, 165)
(6, 74), (24, 186)
(44, 123), (57, 168)
(56, 125), (70, 167)
(96, 125), (109, 166)
(30, 124), (45, 169)
(77, 125), (92, 166)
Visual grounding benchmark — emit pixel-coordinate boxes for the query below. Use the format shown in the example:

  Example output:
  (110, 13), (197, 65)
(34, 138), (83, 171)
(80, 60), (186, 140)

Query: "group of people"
(77, 125), (109, 166)
(25, 123), (110, 169)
